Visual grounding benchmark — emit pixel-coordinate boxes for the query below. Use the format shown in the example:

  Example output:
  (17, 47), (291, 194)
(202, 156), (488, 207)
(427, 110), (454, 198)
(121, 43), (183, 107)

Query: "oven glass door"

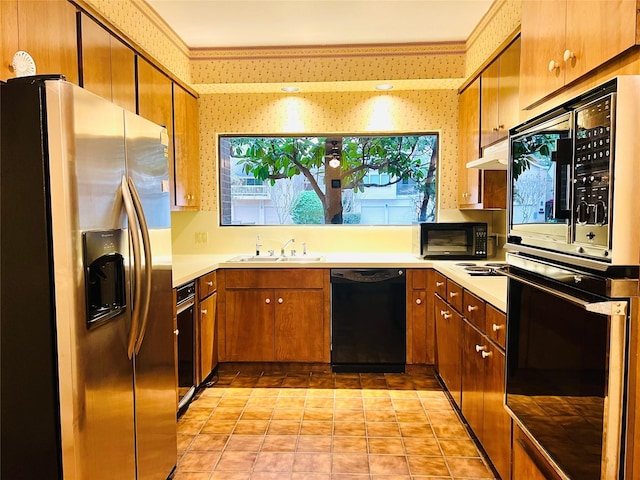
(505, 267), (627, 480)
(509, 112), (572, 248)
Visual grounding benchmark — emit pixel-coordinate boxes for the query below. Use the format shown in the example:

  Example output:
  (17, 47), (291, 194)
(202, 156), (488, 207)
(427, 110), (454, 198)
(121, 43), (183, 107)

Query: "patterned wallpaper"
(191, 44), (465, 84)
(465, 0), (522, 78)
(82, 0), (191, 82)
(198, 89), (459, 212)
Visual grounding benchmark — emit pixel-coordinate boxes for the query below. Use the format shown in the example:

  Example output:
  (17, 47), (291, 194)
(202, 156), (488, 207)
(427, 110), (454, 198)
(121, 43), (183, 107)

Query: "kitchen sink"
(226, 255), (324, 263)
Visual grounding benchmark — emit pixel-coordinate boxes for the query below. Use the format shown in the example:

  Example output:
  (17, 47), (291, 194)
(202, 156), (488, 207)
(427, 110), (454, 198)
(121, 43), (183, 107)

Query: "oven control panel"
(573, 93), (614, 248)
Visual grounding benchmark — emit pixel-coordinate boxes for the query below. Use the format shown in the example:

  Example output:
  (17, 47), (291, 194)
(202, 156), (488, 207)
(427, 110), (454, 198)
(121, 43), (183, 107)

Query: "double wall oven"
(505, 77), (640, 479)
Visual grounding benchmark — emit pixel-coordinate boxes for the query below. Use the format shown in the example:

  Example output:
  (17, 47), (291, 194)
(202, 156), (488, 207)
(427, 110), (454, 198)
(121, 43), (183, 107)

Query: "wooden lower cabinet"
(222, 269), (328, 362)
(463, 319), (511, 480)
(198, 292), (217, 383)
(274, 289), (324, 361)
(225, 289), (275, 361)
(407, 269), (434, 365)
(513, 425), (558, 480)
(434, 294), (462, 407)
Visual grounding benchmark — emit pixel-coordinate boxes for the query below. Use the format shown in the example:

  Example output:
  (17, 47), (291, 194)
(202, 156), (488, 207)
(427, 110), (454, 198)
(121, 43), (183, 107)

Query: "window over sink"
(218, 134), (439, 226)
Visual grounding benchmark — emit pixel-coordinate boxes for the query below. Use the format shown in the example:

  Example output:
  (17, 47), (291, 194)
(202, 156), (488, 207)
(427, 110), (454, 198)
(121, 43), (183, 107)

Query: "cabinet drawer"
(225, 268), (324, 289)
(446, 279), (464, 313)
(199, 271), (217, 299)
(463, 290), (485, 329)
(486, 304), (506, 349)
(434, 271), (447, 298)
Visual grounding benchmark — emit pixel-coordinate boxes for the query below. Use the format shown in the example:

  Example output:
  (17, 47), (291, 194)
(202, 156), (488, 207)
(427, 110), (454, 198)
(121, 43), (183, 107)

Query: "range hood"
(466, 139), (508, 170)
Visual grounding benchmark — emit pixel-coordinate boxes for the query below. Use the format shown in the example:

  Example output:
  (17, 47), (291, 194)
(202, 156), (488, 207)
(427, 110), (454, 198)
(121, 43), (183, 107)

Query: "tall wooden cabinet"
(1, 0), (78, 83)
(458, 78), (482, 208)
(173, 85), (201, 209)
(520, 0), (637, 108)
(197, 271), (218, 384)
(79, 13), (136, 112)
(481, 37), (521, 147)
(407, 269), (434, 365)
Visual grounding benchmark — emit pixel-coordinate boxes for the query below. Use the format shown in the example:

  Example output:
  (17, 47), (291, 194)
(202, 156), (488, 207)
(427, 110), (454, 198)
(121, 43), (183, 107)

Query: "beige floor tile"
(432, 423), (471, 440)
(366, 422), (401, 437)
(303, 408), (334, 421)
(392, 399), (424, 410)
(362, 389), (391, 398)
(333, 421), (367, 437)
(261, 434), (298, 452)
(296, 435), (332, 452)
(447, 457), (495, 478)
(292, 452), (332, 473)
(335, 397), (364, 409)
(291, 473), (330, 480)
(267, 421), (301, 435)
(224, 434), (263, 451)
(172, 472), (213, 480)
(201, 420), (237, 435)
(332, 453), (370, 474)
(428, 410), (461, 425)
(334, 409), (365, 422)
(333, 436), (368, 454)
(305, 396), (334, 408)
(214, 451), (257, 472)
(365, 410), (396, 423)
(217, 397), (249, 408)
(368, 454), (410, 475)
(239, 407), (273, 420)
(402, 437), (441, 456)
(406, 455), (450, 476)
(246, 396), (278, 407)
(367, 437), (405, 455)
(396, 410), (428, 423)
(189, 434), (229, 452)
(253, 452), (295, 472)
(300, 420), (333, 436)
(210, 407), (244, 421)
(176, 451), (220, 472)
(276, 396), (306, 408)
(177, 434), (195, 454)
(279, 387), (308, 397)
(364, 397), (394, 409)
(177, 418), (207, 435)
(209, 473), (250, 480)
(399, 422), (435, 438)
(272, 407), (303, 420)
(233, 420), (268, 435)
(439, 439), (482, 457)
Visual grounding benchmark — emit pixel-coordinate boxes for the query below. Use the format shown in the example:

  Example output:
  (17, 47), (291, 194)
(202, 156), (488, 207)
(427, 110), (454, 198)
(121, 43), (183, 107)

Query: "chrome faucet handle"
(302, 242), (307, 255)
(255, 234), (262, 255)
(290, 249), (296, 256)
(268, 249), (274, 256)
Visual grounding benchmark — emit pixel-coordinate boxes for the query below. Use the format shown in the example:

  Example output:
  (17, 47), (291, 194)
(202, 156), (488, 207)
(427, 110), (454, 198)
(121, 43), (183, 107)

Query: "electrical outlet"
(195, 232), (208, 244)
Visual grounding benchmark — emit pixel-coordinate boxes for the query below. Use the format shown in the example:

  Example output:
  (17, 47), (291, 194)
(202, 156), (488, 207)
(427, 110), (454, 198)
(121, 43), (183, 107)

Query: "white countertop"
(172, 253), (507, 311)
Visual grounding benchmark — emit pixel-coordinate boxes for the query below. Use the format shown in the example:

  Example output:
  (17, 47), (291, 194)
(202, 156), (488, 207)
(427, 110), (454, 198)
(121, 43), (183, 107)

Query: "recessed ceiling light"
(281, 86), (299, 92)
(375, 84), (394, 91)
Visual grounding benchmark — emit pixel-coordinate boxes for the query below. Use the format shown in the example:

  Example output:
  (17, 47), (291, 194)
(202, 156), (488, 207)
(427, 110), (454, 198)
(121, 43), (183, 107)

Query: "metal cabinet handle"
(415, 298), (422, 305)
(436, 281), (444, 287)
(481, 351), (491, 359)
(449, 291), (458, 298)
(467, 305), (478, 312)
(492, 323), (503, 332)
(265, 298), (271, 304)
(278, 298), (284, 304)
(475, 344), (487, 353)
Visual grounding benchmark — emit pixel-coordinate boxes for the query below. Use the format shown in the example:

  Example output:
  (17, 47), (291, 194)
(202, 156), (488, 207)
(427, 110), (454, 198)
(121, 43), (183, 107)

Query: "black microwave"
(413, 222), (488, 260)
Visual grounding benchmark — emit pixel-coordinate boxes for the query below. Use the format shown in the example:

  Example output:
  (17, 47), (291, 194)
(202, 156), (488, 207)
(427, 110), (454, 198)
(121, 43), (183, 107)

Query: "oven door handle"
(500, 269), (627, 315)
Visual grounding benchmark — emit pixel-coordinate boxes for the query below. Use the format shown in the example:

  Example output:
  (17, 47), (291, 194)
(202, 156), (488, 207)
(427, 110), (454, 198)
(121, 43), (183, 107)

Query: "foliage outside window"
(218, 134), (438, 226)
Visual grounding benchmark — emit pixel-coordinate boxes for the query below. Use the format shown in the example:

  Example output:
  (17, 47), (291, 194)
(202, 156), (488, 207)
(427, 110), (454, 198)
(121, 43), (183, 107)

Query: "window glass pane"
(218, 134), (438, 225)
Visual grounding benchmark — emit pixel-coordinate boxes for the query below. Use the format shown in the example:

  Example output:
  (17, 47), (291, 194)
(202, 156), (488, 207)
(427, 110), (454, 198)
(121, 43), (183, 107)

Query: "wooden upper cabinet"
(520, 0), (637, 109)
(1, 0), (78, 83)
(80, 13), (135, 112)
(458, 77), (481, 208)
(481, 37), (521, 147)
(173, 84), (201, 209)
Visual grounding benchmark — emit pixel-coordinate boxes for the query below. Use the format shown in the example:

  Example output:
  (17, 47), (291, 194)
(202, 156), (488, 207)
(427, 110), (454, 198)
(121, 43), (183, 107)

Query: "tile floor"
(173, 369), (497, 480)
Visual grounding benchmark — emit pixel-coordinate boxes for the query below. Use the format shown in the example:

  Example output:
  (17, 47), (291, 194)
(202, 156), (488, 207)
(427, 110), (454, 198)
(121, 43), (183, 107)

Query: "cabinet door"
(199, 293), (217, 383)
(564, 0), (636, 84)
(480, 59), (499, 147)
(498, 37), (521, 135)
(137, 57), (173, 144)
(519, 0), (566, 108)
(434, 295), (462, 407)
(109, 36), (136, 112)
(409, 288), (428, 364)
(274, 289), (324, 361)
(461, 320), (485, 440)
(458, 78), (481, 207)
(486, 304), (506, 349)
(225, 289), (274, 361)
(482, 343), (511, 480)
(6, 0), (79, 84)
(79, 13), (111, 101)
(173, 84), (200, 209)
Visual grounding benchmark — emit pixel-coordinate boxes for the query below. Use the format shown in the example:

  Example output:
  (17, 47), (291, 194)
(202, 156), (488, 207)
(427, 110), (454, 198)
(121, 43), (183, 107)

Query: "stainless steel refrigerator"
(1, 76), (177, 479)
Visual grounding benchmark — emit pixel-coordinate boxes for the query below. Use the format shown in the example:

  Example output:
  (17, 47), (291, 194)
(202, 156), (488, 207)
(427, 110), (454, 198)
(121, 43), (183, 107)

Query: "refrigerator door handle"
(121, 176), (142, 359)
(128, 176), (153, 354)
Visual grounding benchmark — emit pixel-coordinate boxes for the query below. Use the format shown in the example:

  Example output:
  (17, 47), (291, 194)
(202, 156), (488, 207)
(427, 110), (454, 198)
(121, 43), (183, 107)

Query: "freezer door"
(49, 81), (136, 479)
(125, 111), (177, 479)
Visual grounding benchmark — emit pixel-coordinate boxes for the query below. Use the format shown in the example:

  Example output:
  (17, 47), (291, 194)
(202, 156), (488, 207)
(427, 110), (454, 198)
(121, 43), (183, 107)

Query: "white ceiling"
(147, 0), (494, 49)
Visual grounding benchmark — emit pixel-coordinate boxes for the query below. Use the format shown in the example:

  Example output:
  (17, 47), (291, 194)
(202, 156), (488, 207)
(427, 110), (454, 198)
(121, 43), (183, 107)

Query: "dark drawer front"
(463, 290), (485, 329)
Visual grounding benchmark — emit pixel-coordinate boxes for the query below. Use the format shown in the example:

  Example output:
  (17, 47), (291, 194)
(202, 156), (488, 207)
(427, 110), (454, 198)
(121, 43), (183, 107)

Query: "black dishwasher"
(330, 269), (406, 373)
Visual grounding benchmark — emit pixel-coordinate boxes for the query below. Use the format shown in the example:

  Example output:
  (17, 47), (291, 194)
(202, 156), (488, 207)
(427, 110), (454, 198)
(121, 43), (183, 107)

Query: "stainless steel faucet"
(280, 238), (295, 256)
(255, 234), (262, 256)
